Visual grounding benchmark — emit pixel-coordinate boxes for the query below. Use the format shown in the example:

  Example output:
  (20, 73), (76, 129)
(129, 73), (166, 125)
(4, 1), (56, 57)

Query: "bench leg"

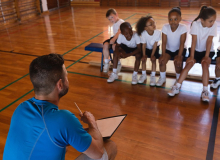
(101, 52), (104, 72)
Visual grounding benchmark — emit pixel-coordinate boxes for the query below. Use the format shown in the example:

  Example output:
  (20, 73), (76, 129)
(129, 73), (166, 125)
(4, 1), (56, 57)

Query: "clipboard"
(96, 114), (127, 139)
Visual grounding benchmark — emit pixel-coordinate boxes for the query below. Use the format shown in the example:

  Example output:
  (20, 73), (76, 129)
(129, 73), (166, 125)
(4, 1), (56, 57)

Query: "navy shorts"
(145, 46), (160, 59)
(119, 43), (137, 54)
(166, 48), (187, 59)
(103, 37), (116, 49)
(217, 49), (220, 57)
(189, 48), (215, 63)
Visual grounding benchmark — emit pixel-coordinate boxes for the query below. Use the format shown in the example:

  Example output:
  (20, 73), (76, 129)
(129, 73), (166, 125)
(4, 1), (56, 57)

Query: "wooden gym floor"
(1, 6), (220, 160)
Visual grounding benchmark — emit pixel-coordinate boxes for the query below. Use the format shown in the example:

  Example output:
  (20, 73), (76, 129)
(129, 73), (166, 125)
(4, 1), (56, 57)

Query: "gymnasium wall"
(100, 0), (220, 7)
(0, 0), (41, 26)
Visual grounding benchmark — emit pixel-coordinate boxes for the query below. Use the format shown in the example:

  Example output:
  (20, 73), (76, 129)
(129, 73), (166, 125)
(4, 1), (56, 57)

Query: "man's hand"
(80, 111), (96, 125)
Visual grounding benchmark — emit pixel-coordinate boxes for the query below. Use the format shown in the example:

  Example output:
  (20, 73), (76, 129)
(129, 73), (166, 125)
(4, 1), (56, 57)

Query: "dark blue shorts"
(119, 43), (137, 54)
(103, 37), (116, 49)
(166, 48), (187, 59)
(188, 48), (215, 63)
(145, 46), (160, 59)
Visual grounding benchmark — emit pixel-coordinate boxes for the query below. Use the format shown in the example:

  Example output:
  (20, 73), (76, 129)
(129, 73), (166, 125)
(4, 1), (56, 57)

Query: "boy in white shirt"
(107, 22), (142, 84)
(103, 8), (124, 73)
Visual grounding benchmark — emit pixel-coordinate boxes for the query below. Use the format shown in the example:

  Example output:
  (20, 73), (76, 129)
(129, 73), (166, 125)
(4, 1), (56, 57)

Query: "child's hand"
(142, 55), (147, 61)
(174, 55), (183, 68)
(150, 55), (156, 62)
(159, 55), (165, 65)
(186, 57), (195, 65)
(120, 52), (127, 58)
(201, 56), (211, 64)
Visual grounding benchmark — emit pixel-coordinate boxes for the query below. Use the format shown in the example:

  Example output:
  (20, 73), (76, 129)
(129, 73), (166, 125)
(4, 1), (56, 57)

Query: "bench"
(85, 43), (217, 72)
(85, 43), (114, 72)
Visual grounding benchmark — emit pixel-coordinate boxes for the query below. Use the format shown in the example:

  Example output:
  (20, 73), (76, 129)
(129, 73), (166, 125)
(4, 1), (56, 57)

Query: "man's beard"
(58, 84), (69, 98)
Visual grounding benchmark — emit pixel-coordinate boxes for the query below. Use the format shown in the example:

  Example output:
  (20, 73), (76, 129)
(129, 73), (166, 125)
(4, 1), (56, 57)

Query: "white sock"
(133, 71), (138, 76)
(176, 83), (181, 88)
(160, 72), (166, 78)
(176, 73), (180, 80)
(118, 60), (121, 65)
(113, 68), (117, 73)
(203, 86), (208, 91)
(104, 59), (109, 64)
(142, 71), (146, 75)
(151, 72), (156, 76)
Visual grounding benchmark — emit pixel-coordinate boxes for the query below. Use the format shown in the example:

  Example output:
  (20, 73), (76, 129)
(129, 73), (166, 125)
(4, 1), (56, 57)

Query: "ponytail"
(192, 6), (216, 26)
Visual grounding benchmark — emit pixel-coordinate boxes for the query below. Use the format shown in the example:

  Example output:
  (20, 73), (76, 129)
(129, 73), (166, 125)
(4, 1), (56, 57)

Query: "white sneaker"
(156, 77), (166, 86)
(150, 75), (156, 86)
(103, 63), (109, 73)
(211, 79), (220, 89)
(107, 72), (118, 83)
(168, 85), (180, 96)
(117, 64), (122, 73)
(132, 74), (138, 85)
(138, 74), (147, 83)
(201, 90), (209, 102)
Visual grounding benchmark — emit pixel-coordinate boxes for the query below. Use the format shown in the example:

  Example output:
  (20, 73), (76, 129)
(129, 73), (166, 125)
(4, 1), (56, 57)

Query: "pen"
(74, 102), (82, 115)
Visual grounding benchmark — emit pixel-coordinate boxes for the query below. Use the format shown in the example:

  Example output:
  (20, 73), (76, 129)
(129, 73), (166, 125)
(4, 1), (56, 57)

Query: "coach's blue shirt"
(3, 97), (92, 160)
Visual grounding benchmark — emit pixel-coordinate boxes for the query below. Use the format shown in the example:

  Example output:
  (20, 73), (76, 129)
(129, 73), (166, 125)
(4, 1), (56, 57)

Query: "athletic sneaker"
(150, 75), (156, 86)
(117, 63), (122, 73)
(201, 90), (209, 102)
(210, 78), (220, 89)
(168, 85), (180, 96)
(156, 77), (166, 86)
(132, 74), (138, 85)
(107, 72), (118, 83)
(103, 63), (109, 73)
(138, 74), (147, 83)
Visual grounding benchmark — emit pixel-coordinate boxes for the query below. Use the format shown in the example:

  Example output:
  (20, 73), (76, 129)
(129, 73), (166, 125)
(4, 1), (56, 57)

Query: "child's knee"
(103, 43), (109, 49)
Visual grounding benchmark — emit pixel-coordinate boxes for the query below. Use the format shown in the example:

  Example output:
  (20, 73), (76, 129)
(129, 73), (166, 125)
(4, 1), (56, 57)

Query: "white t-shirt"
(113, 19), (124, 36)
(162, 23), (187, 52)
(140, 30), (161, 49)
(190, 20), (217, 52)
(117, 31), (141, 48)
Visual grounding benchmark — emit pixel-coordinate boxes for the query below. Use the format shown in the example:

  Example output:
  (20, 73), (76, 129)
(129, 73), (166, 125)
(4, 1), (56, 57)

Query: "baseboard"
(71, 1), (100, 6)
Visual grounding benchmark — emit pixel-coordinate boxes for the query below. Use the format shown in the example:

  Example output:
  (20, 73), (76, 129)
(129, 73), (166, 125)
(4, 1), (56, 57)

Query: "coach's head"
(29, 54), (69, 99)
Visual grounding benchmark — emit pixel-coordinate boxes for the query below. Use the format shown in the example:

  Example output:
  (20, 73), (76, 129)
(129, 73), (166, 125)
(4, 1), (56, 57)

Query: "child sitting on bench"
(107, 22), (142, 84)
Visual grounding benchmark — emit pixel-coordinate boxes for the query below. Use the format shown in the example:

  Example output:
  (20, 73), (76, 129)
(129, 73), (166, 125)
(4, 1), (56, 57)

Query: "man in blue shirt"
(3, 54), (117, 160)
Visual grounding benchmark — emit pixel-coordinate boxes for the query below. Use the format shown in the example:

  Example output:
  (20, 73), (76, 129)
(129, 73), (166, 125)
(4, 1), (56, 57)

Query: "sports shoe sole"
(168, 91), (179, 97)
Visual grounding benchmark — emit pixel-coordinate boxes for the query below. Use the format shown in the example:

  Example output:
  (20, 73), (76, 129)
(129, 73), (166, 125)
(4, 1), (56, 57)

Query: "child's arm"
(205, 36), (214, 57)
(159, 33), (167, 64)
(142, 43), (147, 60)
(150, 42), (158, 61)
(110, 30), (121, 44)
(175, 33), (187, 67)
(127, 43), (141, 57)
(188, 35), (197, 62)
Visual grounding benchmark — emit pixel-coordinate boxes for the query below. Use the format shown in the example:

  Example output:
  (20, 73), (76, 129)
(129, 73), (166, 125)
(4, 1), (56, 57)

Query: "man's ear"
(56, 79), (63, 91)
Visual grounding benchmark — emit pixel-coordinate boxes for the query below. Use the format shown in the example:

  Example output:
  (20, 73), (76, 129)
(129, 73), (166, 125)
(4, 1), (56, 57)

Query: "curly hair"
(136, 16), (152, 36)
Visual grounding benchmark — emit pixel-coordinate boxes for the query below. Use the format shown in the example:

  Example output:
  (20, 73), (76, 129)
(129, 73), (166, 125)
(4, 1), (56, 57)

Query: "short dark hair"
(136, 16), (153, 36)
(106, 8), (117, 18)
(192, 6), (216, 25)
(168, 7), (181, 17)
(120, 22), (132, 33)
(29, 54), (64, 95)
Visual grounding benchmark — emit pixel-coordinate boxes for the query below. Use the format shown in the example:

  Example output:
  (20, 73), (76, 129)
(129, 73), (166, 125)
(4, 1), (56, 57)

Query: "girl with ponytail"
(168, 6), (217, 102)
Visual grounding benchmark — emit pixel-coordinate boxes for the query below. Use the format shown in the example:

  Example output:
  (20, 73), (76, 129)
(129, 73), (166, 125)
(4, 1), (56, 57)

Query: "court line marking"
(0, 13), (137, 91)
(206, 87), (220, 160)
(0, 51), (94, 112)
